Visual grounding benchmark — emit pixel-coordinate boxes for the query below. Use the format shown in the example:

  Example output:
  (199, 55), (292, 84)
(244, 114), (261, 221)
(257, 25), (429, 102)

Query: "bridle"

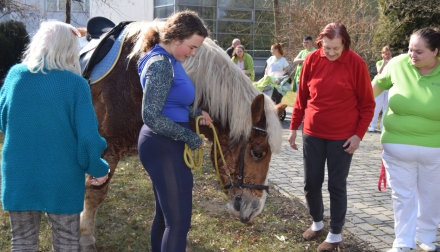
(221, 125), (270, 194)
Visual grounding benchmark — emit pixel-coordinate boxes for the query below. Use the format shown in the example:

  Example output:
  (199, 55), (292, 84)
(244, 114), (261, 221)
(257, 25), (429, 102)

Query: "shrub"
(0, 20), (29, 84)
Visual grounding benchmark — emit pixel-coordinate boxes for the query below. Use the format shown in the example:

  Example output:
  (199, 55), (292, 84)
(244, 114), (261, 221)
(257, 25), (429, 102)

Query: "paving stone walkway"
(268, 106), (440, 252)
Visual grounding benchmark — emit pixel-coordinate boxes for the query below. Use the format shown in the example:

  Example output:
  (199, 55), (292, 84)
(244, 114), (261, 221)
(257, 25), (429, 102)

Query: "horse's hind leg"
(80, 155), (118, 252)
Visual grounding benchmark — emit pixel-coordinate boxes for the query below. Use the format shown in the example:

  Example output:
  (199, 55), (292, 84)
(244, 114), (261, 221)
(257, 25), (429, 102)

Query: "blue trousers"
(138, 123), (193, 252)
(302, 133), (353, 234)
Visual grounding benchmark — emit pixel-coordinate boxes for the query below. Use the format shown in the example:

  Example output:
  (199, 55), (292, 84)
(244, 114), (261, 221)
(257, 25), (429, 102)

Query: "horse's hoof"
(80, 244), (98, 252)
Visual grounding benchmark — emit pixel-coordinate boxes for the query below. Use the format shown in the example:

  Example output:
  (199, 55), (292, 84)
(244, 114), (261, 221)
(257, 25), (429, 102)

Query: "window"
(178, 0), (212, 5)
(155, 6), (175, 19)
(179, 5), (215, 19)
(218, 9), (252, 20)
(218, 0), (253, 8)
(155, 0), (174, 5)
(217, 21), (252, 34)
(46, 0), (89, 12)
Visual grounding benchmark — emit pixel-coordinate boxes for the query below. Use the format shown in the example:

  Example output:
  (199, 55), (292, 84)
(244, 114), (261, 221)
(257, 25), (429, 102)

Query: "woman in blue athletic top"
(137, 10), (212, 251)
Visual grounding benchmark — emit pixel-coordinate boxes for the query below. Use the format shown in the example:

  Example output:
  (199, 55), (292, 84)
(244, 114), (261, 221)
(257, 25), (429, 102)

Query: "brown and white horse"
(79, 21), (283, 251)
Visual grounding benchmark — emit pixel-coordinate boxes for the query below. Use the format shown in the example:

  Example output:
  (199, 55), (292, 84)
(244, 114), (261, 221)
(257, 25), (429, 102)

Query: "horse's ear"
(275, 103), (287, 117)
(251, 94), (266, 128)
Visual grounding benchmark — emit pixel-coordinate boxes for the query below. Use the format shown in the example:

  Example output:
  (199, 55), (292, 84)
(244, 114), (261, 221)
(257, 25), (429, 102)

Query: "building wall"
(90, 0), (154, 24)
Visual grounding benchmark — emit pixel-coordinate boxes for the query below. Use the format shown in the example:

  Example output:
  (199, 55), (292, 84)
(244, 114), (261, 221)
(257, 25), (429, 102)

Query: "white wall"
(0, 0), (89, 34)
(90, 0), (154, 24)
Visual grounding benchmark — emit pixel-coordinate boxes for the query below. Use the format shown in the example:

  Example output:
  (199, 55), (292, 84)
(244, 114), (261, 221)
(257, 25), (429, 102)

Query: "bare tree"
(0, 0), (40, 20)
(273, 0), (283, 42)
(66, 0), (72, 24)
(275, 0), (379, 74)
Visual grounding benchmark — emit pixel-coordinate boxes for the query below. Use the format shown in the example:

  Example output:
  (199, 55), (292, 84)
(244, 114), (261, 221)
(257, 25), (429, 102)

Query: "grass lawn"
(0, 121), (376, 251)
(281, 91), (296, 107)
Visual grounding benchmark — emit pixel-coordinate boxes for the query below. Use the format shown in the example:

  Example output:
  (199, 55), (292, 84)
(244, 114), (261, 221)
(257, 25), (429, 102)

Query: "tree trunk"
(65, 0), (71, 24)
(273, 0), (281, 43)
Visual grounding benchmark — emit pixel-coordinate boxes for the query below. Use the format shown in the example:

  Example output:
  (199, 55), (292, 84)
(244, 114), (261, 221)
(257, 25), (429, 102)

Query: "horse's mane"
(127, 21), (282, 154)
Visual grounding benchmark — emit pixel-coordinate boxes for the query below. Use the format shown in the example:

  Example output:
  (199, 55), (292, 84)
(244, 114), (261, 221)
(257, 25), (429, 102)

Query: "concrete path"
(268, 106), (440, 252)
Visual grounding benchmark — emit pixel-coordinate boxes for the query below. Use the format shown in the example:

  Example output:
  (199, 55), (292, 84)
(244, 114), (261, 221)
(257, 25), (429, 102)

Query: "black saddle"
(80, 17), (132, 82)
(86, 16), (115, 41)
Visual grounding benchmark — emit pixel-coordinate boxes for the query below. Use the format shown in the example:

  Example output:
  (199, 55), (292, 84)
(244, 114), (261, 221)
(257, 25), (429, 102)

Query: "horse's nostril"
(234, 196), (242, 211)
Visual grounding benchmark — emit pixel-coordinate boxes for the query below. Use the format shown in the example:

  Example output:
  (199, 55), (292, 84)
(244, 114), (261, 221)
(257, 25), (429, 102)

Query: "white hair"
(22, 20), (81, 75)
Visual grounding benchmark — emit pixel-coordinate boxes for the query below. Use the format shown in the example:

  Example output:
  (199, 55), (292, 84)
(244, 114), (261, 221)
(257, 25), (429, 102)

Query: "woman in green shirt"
(373, 28), (440, 252)
(231, 45), (255, 81)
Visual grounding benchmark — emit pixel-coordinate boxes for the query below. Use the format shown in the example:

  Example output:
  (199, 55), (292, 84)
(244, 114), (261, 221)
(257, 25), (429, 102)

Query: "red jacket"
(290, 48), (375, 140)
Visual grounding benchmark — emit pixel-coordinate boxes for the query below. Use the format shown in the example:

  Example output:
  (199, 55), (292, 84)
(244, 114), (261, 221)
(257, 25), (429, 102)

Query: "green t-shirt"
(294, 47), (316, 85)
(375, 54), (440, 147)
(371, 60), (384, 83)
(376, 59), (384, 68)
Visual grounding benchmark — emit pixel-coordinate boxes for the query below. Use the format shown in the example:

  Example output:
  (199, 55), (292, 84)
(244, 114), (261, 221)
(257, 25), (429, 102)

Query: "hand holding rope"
(184, 115), (229, 191)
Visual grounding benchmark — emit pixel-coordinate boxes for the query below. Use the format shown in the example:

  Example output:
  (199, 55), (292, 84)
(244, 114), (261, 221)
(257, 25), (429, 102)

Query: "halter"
(222, 125), (270, 193)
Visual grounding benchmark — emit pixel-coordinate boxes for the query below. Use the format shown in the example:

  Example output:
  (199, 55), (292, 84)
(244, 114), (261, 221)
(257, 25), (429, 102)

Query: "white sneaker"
(416, 240), (436, 251)
(387, 247), (414, 252)
(367, 127), (375, 132)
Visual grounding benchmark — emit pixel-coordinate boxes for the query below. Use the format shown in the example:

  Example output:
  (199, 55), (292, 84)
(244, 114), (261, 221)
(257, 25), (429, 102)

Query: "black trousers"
(302, 133), (353, 234)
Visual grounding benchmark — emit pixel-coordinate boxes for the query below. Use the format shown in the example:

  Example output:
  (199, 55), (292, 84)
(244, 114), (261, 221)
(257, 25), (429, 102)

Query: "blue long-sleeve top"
(0, 64), (109, 214)
(138, 44), (202, 149)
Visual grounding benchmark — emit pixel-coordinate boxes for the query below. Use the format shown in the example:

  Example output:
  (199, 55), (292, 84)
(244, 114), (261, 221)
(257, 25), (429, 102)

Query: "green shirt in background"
(375, 54), (440, 147)
(293, 47), (316, 88)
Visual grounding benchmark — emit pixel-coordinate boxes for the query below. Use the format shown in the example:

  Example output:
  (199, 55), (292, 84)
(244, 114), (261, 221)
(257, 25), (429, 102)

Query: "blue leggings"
(138, 123), (193, 252)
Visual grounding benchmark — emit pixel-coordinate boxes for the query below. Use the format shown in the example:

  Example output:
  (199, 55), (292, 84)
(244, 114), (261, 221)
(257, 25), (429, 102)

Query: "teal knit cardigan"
(0, 64), (109, 214)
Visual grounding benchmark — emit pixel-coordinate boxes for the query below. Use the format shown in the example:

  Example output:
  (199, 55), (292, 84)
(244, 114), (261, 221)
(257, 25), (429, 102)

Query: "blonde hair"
(183, 38), (283, 154)
(381, 46), (390, 53)
(22, 20), (81, 74)
(127, 22), (282, 153)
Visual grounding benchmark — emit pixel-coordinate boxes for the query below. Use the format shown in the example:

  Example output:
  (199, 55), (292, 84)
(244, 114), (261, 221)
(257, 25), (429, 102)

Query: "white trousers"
(370, 90), (388, 130)
(382, 143), (440, 249)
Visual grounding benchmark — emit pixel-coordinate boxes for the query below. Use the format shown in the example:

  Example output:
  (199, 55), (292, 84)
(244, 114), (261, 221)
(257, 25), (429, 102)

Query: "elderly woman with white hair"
(0, 20), (109, 251)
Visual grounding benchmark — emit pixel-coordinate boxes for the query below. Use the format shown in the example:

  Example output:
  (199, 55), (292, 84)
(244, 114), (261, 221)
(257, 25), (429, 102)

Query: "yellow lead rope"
(184, 116), (228, 190)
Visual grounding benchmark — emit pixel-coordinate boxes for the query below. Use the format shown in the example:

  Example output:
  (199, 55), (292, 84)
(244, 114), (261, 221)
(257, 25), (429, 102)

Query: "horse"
(79, 20), (283, 251)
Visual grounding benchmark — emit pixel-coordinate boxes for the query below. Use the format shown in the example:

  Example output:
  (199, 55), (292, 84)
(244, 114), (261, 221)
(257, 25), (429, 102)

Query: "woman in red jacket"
(288, 23), (375, 252)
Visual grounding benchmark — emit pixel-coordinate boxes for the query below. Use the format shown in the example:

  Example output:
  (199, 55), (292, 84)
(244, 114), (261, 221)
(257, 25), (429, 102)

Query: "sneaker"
(367, 127), (375, 132)
(416, 240), (436, 251)
(387, 247), (414, 252)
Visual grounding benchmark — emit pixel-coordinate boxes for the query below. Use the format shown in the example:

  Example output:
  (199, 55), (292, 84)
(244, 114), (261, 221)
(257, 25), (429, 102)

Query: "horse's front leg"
(80, 155), (119, 252)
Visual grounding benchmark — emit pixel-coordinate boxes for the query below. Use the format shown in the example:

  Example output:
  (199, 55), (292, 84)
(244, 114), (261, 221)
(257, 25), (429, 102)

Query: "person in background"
(372, 28), (440, 252)
(137, 10), (213, 251)
(368, 45), (392, 132)
(0, 20), (109, 251)
(264, 43), (290, 79)
(288, 23), (375, 252)
(225, 38), (241, 58)
(254, 43), (290, 99)
(231, 45), (255, 81)
(293, 35), (316, 91)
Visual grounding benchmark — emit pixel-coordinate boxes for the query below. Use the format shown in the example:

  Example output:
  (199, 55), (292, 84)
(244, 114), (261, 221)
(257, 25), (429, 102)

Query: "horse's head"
(183, 38), (283, 223)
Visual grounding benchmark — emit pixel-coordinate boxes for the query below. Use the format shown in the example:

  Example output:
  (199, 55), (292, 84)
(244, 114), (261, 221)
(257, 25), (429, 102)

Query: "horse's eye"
(250, 149), (265, 159)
